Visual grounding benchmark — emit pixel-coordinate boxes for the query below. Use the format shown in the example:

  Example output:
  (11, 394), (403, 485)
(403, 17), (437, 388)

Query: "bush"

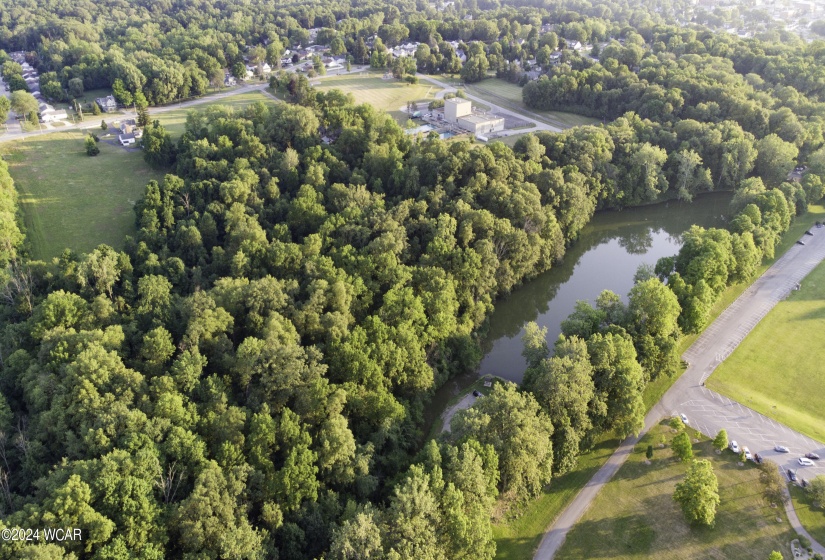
(670, 417), (685, 431)
(646, 445), (653, 460)
(798, 535), (811, 549)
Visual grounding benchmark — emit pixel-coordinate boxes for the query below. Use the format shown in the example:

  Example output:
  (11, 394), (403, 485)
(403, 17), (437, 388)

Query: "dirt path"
(441, 393), (476, 433)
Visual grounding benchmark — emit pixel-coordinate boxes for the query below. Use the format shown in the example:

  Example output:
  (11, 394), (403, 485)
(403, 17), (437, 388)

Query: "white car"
(798, 457), (816, 467)
(680, 413), (689, 425)
(730, 440), (740, 454)
(743, 447), (753, 461)
(774, 445), (790, 453)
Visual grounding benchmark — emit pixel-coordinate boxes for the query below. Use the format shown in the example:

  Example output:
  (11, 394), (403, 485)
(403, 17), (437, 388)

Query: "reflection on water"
(479, 191), (733, 384)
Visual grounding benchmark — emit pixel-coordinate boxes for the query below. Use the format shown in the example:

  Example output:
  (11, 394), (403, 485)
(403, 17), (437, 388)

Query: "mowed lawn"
(155, 90), (277, 138)
(313, 74), (442, 121)
(556, 422), (794, 560)
(1, 131), (164, 259)
(467, 78), (600, 129)
(708, 252), (825, 443)
(789, 485), (825, 546)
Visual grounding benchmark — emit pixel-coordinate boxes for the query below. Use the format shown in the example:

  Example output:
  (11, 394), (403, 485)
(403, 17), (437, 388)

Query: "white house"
(38, 103), (68, 123)
(119, 133), (137, 146)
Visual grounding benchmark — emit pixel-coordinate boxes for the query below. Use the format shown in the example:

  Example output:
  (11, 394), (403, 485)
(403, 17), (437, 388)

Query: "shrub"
(646, 445), (653, 460)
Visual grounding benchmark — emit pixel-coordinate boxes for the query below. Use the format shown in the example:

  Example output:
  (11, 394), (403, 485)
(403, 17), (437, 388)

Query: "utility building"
(458, 114), (505, 135)
(444, 98), (472, 123)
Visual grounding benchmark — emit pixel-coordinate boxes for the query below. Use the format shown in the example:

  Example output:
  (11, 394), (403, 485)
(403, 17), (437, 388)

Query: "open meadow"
(0, 130), (164, 259)
(556, 422), (794, 560)
(313, 73), (442, 121)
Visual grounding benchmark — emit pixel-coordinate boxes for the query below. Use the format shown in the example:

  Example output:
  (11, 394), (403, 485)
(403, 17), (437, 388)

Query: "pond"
(479, 191), (733, 384)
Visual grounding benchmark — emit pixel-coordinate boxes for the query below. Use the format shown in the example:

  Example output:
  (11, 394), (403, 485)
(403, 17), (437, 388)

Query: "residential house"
(37, 102), (68, 123)
(96, 95), (118, 113)
(119, 133), (137, 146)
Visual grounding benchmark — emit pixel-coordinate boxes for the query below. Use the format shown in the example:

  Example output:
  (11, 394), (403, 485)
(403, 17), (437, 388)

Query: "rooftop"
(458, 114), (503, 124)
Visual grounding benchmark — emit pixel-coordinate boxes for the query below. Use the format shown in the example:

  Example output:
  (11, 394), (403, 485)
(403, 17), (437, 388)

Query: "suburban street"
(535, 227), (825, 560)
(0, 82), (274, 143)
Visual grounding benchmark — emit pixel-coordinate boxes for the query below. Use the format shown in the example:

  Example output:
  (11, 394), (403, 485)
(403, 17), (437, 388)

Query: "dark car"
(472, 390), (481, 397)
(788, 469), (798, 482)
(806, 230), (814, 236)
(796, 240), (806, 245)
(805, 453), (820, 460)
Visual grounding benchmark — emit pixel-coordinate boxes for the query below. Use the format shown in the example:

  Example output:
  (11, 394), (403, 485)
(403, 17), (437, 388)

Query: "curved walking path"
(535, 228), (825, 560)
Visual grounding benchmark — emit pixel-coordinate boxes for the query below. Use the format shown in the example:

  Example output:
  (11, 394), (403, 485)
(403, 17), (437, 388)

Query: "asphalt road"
(535, 227), (825, 560)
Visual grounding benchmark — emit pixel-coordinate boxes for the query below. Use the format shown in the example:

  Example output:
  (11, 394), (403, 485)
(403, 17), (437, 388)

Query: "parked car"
(796, 240), (806, 245)
(798, 457), (816, 467)
(805, 452), (820, 460)
(806, 230), (814, 236)
(743, 447), (753, 461)
(680, 413), (689, 425)
(788, 469), (798, 482)
(775, 445), (790, 453)
(730, 440), (740, 454)
(472, 390), (481, 397)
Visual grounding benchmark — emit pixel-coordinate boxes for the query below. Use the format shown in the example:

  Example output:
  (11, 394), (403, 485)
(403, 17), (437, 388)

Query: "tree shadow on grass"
(558, 514), (655, 560)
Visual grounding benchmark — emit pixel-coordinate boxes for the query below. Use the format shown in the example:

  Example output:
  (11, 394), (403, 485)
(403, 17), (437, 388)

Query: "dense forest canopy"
(2, 1), (825, 559)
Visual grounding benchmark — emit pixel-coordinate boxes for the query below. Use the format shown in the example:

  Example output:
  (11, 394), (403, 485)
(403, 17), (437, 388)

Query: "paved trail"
(535, 228), (825, 560)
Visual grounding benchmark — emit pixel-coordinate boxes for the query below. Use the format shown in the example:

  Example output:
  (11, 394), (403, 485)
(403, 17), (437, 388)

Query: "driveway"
(535, 228), (825, 560)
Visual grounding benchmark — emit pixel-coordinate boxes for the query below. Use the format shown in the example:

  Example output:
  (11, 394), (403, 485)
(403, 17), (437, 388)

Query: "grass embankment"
(556, 422), (794, 560)
(314, 73), (442, 122)
(790, 485), (825, 547)
(491, 202), (825, 559)
(492, 434), (620, 560)
(1, 131), (165, 259)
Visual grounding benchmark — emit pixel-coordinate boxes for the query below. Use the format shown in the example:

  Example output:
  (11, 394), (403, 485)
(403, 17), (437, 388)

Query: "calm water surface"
(480, 191), (733, 384)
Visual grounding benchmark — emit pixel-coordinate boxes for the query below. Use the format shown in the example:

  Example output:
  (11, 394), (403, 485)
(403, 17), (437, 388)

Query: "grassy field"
(790, 484), (825, 546)
(708, 254), (825, 443)
(466, 78), (600, 129)
(556, 422), (794, 560)
(492, 434), (620, 560)
(1, 131), (164, 259)
(154, 91), (276, 138)
(314, 73), (442, 121)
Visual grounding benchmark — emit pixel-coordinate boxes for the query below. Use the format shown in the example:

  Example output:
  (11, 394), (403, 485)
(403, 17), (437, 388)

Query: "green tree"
(68, 77), (84, 98)
(100, 119), (108, 131)
(172, 462), (262, 559)
(85, 135), (100, 156)
(328, 507), (384, 560)
(712, 429), (728, 452)
(523, 335), (594, 475)
(142, 121), (176, 168)
(0, 96), (10, 124)
(671, 431), (693, 462)
(755, 134), (799, 186)
(10, 90), (38, 116)
(452, 383), (553, 499)
(809, 475), (825, 508)
(674, 459), (720, 527)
